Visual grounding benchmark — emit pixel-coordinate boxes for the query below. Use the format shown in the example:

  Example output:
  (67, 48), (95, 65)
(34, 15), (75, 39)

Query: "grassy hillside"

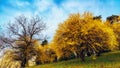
(28, 51), (120, 68)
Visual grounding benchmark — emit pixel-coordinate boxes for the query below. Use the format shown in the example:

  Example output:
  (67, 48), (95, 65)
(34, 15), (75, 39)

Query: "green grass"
(28, 51), (120, 68)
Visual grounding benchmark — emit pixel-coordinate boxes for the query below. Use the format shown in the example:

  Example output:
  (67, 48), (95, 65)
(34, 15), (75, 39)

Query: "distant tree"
(0, 15), (46, 67)
(106, 15), (120, 24)
(53, 12), (118, 61)
(105, 15), (120, 49)
(41, 39), (48, 46)
(93, 15), (102, 21)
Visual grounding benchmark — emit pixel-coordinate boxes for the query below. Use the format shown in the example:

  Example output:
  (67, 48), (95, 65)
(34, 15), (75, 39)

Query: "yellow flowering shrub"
(52, 12), (118, 61)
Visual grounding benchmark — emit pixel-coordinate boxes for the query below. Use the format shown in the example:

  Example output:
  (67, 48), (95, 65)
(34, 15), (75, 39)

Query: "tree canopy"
(52, 12), (118, 61)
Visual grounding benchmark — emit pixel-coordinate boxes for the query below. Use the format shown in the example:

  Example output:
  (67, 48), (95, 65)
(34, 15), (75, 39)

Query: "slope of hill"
(28, 51), (120, 68)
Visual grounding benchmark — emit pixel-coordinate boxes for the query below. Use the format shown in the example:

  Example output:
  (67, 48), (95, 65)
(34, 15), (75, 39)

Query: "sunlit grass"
(28, 51), (120, 68)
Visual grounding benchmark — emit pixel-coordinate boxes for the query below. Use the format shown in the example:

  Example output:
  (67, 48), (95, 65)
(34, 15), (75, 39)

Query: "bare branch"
(0, 15), (46, 67)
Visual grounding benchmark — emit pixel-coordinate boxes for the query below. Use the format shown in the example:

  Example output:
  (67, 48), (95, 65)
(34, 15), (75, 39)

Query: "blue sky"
(0, 0), (120, 41)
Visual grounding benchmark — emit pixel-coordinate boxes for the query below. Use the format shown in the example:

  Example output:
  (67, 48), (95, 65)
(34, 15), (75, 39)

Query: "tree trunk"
(21, 49), (28, 67)
(80, 50), (85, 62)
(73, 51), (77, 58)
(21, 56), (27, 67)
(119, 45), (120, 50)
(21, 43), (29, 67)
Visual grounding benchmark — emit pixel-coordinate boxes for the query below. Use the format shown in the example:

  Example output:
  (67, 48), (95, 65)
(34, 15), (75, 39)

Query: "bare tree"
(0, 15), (46, 67)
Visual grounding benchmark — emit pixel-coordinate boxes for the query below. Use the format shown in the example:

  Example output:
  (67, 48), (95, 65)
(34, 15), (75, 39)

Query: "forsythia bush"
(108, 23), (120, 49)
(52, 12), (118, 61)
(34, 44), (57, 64)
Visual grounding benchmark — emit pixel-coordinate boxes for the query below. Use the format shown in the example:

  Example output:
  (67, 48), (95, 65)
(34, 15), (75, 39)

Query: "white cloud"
(16, 1), (29, 7)
(44, 6), (68, 40)
(10, 0), (30, 7)
(34, 0), (54, 15)
(32, 0), (69, 40)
